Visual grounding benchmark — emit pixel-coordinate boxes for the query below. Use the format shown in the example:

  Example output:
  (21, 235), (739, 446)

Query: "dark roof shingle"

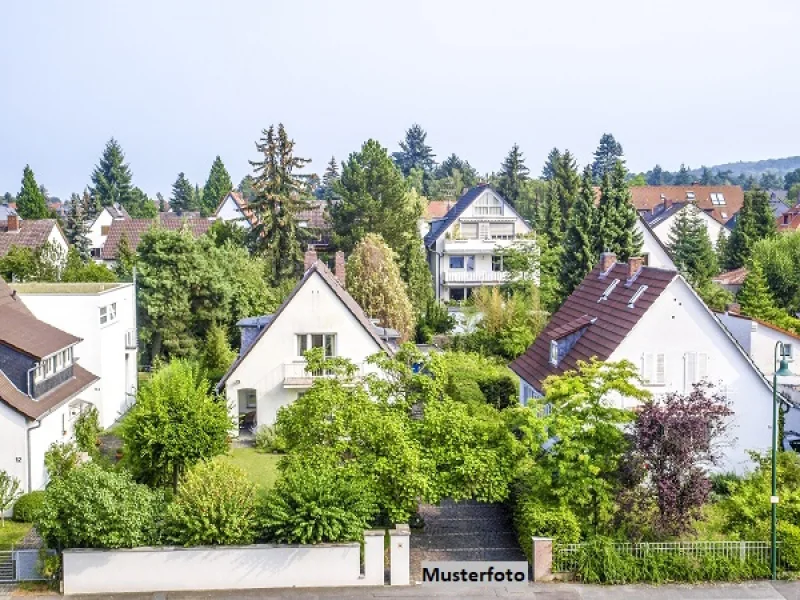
(0, 306), (81, 358)
(0, 364), (99, 419)
(0, 277), (33, 317)
(0, 220), (61, 257)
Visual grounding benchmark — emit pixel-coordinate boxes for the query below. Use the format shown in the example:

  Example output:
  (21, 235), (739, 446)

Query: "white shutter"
(685, 352), (697, 392)
(698, 353), (709, 381)
(460, 223), (478, 239)
(642, 353), (665, 385)
(655, 353), (666, 385)
(479, 222), (490, 239)
(490, 222), (514, 238)
(642, 353), (654, 384)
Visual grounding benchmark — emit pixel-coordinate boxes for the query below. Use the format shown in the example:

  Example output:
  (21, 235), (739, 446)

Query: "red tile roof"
(630, 186), (744, 224)
(296, 201), (331, 231)
(777, 203), (800, 231)
(101, 214), (213, 260)
(0, 219), (61, 257)
(510, 261), (677, 391)
(713, 267), (748, 286)
(214, 191), (258, 228)
(424, 200), (455, 220)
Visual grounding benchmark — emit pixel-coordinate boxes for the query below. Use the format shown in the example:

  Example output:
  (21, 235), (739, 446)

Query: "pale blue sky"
(1, 0), (799, 199)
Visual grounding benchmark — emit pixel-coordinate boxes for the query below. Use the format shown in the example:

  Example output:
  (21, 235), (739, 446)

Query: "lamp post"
(771, 341), (791, 580)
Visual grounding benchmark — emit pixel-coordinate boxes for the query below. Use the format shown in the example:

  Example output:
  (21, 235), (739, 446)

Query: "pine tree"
(541, 148), (561, 180)
(321, 156), (340, 202)
(673, 163), (692, 185)
(65, 193), (91, 260)
(497, 144), (530, 207)
(399, 232), (433, 315)
(541, 185), (564, 249)
(392, 124), (436, 176)
(90, 138), (135, 208)
(170, 173), (194, 215)
(157, 193), (167, 212)
(594, 160), (642, 260)
(201, 156), (233, 216)
(561, 167), (597, 296)
(17, 165), (50, 219)
(247, 124), (311, 285)
(591, 133), (623, 183)
(737, 261), (777, 320)
(750, 187), (776, 239)
(115, 234), (136, 280)
(436, 154), (478, 188)
(553, 150), (580, 224)
(594, 171), (617, 257)
(647, 165), (664, 185)
(667, 206), (718, 286)
(715, 231), (729, 268)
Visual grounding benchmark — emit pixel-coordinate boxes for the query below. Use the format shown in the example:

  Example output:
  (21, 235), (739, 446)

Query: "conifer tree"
(715, 231), (729, 268)
(157, 193), (167, 212)
(647, 164), (664, 185)
(594, 171), (617, 256)
(202, 156), (233, 216)
(321, 156), (340, 201)
(737, 261), (777, 320)
(609, 160), (642, 260)
(497, 144), (530, 207)
(553, 150), (580, 224)
(17, 165), (50, 219)
(724, 189), (774, 270)
(673, 163), (692, 185)
(561, 167), (597, 296)
(247, 124), (311, 285)
(591, 133), (623, 183)
(170, 173), (195, 215)
(90, 138), (135, 209)
(114, 234), (136, 280)
(399, 232), (433, 315)
(541, 186), (564, 249)
(392, 124), (436, 176)
(436, 154), (478, 188)
(541, 148), (561, 180)
(65, 192), (92, 261)
(750, 187), (777, 240)
(667, 205), (718, 286)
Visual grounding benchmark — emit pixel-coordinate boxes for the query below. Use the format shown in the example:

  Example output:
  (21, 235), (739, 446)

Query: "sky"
(1, 0), (799, 200)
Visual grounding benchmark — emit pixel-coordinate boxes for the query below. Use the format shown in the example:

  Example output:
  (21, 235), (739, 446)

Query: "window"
(466, 255), (475, 271)
(491, 255), (505, 272)
(598, 279), (619, 302)
(628, 285), (648, 308)
(642, 253), (650, 266)
(109, 303), (117, 321)
(473, 193), (503, 216)
(520, 381), (539, 407)
(686, 191), (696, 200)
(99, 306), (108, 325)
(781, 343), (793, 359)
(642, 353), (666, 385)
(478, 222), (490, 239)
(296, 334), (336, 357)
(100, 303), (117, 325)
(685, 352), (709, 391)
(449, 287), (472, 302)
(710, 193), (726, 206)
(245, 390), (257, 409)
(459, 223), (479, 239)
(100, 225), (110, 236)
(449, 256), (465, 269)
(489, 222), (514, 239)
(549, 340), (559, 366)
(90, 248), (101, 258)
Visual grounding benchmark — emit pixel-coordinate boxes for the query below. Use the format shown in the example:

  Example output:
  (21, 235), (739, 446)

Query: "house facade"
(217, 254), (391, 431)
(88, 204), (130, 261)
(0, 278), (100, 492)
(510, 253), (795, 472)
(0, 214), (69, 272)
(642, 201), (730, 248)
(12, 282), (138, 429)
(422, 185), (532, 302)
(636, 217), (675, 270)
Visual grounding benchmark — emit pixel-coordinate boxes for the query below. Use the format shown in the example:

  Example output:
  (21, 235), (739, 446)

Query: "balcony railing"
(125, 329), (138, 350)
(443, 271), (509, 284)
(283, 361), (366, 387)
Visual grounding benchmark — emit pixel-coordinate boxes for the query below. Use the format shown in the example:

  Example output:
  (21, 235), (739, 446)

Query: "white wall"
(216, 194), (251, 229)
(717, 314), (799, 378)
(19, 284), (137, 429)
(609, 279), (775, 472)
(63, 533), (387, 595)
(637, 219), (675, 270)
(87, 209), (113, 256)
(652, 206), (728, 248)
(223, 271), (385, 427)
(0, 402), (28, 493)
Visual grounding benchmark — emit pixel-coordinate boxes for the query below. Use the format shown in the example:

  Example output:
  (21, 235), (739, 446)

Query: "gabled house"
(640, 199), (730, 248)
(0, 277), (100, 492)
(0, 214), (69, 270)
(713, 267), (748, 295)
(217, 251), (392, 431)
(510, 252), (796, 472)
(777, 203), (800, 231)
(88, 204), (130, 261)
(422, 185), (532, 302)
(636, 216), (675, 270)
(214, 191), (257, 229)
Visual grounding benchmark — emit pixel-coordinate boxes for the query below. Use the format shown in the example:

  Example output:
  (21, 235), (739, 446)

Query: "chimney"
(628, 256), (644, 279)
(664, 198), (673, 210)
(6, 213), (19, 232)
(600, 251), (616, 273)
(334, 251), (346, 286)
(303, 248), (317, 271)
(726, 303), (741, 315)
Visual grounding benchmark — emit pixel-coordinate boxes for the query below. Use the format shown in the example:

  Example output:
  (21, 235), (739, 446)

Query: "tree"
(247, 124), (311, 284)
(594, 160), (642, 261)
(64, 193), (91, 260)
(398, 232), (433, 315)
(61, 248), (117, 283)
(784, 168), (800, 191)
(114, 234), (136, 280)
(17, 165), (49, 219)
(121, 359), (231, 492)
(725, 188), (775, 270)
(127, 186), (158, 218)
(552, 150), (580, 224)
(320, 156), (340, 201)
(647, 164), (664, 186)
(435, 154), (479, 189)
(673, 163), (692, 185)
(200, 322), (236, 381)
(392, 123), (435, 176)
(170, 172), (195, 215)
(345, 233), (415, 340)
(201, 156), (232, 216)
(89, 138), (134, 209)
(540, 186), (564, 248)
(541, 148), (561, 180)
(737, 261), (777, 320)
(561, 166), (597, 296)
(750, 187), (777, 240)
(164, 461), (258, 546)
(497, 144), (530, 206)
(715, 230), (729, 267)
(36, 464), (162, 550)
(330, 139), (420, 252)
(156, 192), (167, 212)
(0, 470), (21, 526)
(667, 206), (719, 286)
(591, 133), (623, 183)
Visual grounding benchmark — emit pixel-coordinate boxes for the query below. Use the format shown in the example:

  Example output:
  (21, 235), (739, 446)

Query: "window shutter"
(479, 222), (490, 239)
(490, 222), (514, 237)
(460, 223), (478, 239)
(698, 353), (709, 381)
(685, 352), (697, 391)
(655, 353), (666, 384)
(642, 353), (654, 384)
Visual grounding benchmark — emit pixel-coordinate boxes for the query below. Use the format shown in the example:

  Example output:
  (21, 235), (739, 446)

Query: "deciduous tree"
(0, 470), (21, 526)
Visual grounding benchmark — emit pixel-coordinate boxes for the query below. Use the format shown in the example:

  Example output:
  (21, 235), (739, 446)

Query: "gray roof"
(641, 201), (688, 227)
(236, 315), (274, 328)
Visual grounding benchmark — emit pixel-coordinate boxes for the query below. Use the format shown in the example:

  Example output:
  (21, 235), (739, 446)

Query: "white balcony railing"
(124, 329), (137, 350)
(282, 361), (366, 387)
(443, 271), (509, 285)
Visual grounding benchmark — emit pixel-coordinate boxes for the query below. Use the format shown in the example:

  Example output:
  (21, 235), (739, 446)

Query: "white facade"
(215, 193), (252, 229)
(426, 187), (532, 302)
(221, 268), (387, 429)
(16, 283), (138, 429)
(650, 204), (729, 248)
(637, 218), (675, 270)
(716, 312), (800, 379)
(87, 207), (127, 260)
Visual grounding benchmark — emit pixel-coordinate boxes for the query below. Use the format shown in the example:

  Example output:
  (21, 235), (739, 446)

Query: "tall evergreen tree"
(399, 232), (433, 315)
(65, 192), (92, 260)
(157, 192), (167, 212)
(737, 261), (777, 320)
(594, 160), (641, 260)
(170, 173), (195, 215)
(541, 186), (564, 249)
(553, 150), (580, 224)
(202, 156), (232, 216)
(673, 163), (692, 185)
(591, 133), (623, 183)
(724, 188), (775, 270)
(320, 156), (341, 202)
(715, 231), (729, 268)
(667, 206), (718, 286)
(594, 171), (617, 256)
(436, 154), (478, 189)
(392, 124), (436, 176)
(647, 165), (664, 186)
(90, 138), (135, 208)
(497, 144), (530, 207)
(17, 165), (50, 219)
(248, 123), (311, 284)
(541, 148), (561, 181)
(561, 167), (597, 296)
(750, 187), (777, 239)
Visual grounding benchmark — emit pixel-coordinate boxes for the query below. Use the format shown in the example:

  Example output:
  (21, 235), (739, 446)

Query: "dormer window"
(710, 193), (726, 205)
(34, 347), (74, 383)
(549, 340), (559, 366)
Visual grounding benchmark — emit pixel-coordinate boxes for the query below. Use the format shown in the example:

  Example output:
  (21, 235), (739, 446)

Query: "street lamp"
(771, 341), (792, 580)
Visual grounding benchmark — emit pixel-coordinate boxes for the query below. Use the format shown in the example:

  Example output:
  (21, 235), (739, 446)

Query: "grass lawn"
(217, 447), (282, 492)
(0, 521), (32, 549)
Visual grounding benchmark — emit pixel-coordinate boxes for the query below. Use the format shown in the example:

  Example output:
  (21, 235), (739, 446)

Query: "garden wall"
(63, 529), (407, 595)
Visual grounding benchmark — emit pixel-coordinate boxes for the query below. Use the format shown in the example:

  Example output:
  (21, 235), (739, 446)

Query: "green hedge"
(13, 491), (45, 523)
(514, 498), (580, 562)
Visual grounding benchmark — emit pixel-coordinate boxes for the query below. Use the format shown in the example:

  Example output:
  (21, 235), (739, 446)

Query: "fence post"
(390, 524), (410, 586)
(740, 541), (746, 563)
(363, 530), (385, 585)
(531, 537), (554, 582)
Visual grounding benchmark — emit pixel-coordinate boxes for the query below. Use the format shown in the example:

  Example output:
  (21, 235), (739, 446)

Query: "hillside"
(697, 156), (800, 178)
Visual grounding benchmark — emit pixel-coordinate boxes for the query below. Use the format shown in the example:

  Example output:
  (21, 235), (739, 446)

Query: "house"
(636, 216), (675, 270)
(217, 250), (392, 431)
(100, 213), (214, 264)
(776, 203), (800, 231)
(214, 191), (257, 229)
(509, 252), (797, 472)
(640, 199), (730, 248)
(11, 281), (138, 429)
(713, 267), (748, 295)
(422, 185), (533, 302)
(88, 204), (130, 261)
(0, 214), (69, 269)
(0, 277), (101, 492)
(769, 190), (790, 218)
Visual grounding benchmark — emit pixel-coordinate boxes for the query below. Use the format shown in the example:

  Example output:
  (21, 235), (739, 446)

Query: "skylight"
(598, 279), (619, 302)
(711, 193), (726, 206)
(686, 191), (696, 200)
(628, 285), (648, 308)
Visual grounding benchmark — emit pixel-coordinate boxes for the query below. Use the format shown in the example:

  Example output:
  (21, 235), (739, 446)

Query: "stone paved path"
(410, 499), (526, 583)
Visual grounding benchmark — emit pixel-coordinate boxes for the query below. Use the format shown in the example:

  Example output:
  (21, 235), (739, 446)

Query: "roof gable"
(630, 186), (744, 225)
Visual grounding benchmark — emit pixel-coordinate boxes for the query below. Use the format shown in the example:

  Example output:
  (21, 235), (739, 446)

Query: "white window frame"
(549, 340), (559, 366)
(99, 305), (108, 325)
(641, 352), (666, 386)
(491, 255), (505, 272)
(296, 333), (337, 358)
(473, 193), (503, 216)
(684, 351), (709, 391)
(449, 256), (465, 270)
(781, 343), (793, 359)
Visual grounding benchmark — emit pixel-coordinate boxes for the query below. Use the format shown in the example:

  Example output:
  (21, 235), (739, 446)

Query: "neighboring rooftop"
(629, 186), (744, 224)
(640, 201), (689, 227)
(0, 306), (82, 359)
(0, 364), (99, 420)
(777, 203), (800, 231)
(0, 219), (60, 257)
(714, 309), (800, 343)
(11, 282), (126, 295)
(713, 267), (749, 287)
(101, 213), (214, 260)
(424, 200), (455, 221)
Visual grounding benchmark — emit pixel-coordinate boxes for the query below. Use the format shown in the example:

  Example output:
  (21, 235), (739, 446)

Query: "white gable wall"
(222, 271), (384, 427)
(88, 209), (114, 256)
(717, 314), (800, 378)
(651, 206), (729, 248)
(637, 219), (675, 270)
(216, 194), (252, 230)
(0, 402), (27, 496)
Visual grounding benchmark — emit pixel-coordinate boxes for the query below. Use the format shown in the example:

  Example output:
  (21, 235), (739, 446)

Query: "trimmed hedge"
(514, 498), (580, 562)
(13, 491), (46, 523)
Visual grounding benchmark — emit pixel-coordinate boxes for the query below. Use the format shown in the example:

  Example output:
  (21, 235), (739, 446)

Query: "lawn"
(0, 521), (32, 549)
(216, 447), (282, 492)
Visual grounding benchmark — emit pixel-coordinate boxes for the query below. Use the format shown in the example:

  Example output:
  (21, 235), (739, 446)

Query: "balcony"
(125, 329), (138, 350)
(443, 271), (509, 285)
(283, 361), (366, 388)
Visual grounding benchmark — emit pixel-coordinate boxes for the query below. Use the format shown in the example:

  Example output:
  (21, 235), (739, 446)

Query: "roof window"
(598, 279), (619, 302)
(686, 191), (696, 200)
(628, 285), (648, 308)
(710, 192), (726, 205)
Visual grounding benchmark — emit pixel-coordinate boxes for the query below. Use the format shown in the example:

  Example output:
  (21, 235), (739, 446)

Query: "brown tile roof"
(295, 201), (331, 231)
(713, 267), (748, 286)
(101, 214), (213, 260)
(630, 186), (744, 224)
(217, 260), (391, 390)
(510, 261), (677, 391)
(424, 200), (455, 220)
(777, 203), (800, 231)
(0, 364), (99, 420)
(0, 219), (60, 258)
(0, 305), (81, 359)
(0, 276), (33, 318)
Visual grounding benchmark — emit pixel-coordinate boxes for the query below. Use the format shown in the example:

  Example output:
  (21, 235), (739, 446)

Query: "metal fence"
(0, 549), (47, 583)
(553, 541), (776, 574)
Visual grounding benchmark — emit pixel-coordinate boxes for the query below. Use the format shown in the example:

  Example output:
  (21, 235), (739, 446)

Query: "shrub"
(73, 407), (101, 456)
(0, 470), (21, 525)
(478, 375), (518, 410)
(13, 491), (46, 523)
(779, 521), (800, 572)
(514, 498), (580, 562)
(254, 425), (286, 454)
(164, 461), (258, 546)
(43, 442), (82, 481)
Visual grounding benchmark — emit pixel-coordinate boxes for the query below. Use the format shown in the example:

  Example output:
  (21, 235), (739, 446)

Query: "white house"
(12, 282), (138, 429)
(422, 185), (533, 302)
(636, 217), (675, 270)
(214, 192), (255, 229)
(88, 204), (129, 261)
(642, 201), (730, 249)
(0, 214), (69, 271)
(0, 278), (101, 492)
(510, 252), (798, 472)
(217, 253), (392, 431)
